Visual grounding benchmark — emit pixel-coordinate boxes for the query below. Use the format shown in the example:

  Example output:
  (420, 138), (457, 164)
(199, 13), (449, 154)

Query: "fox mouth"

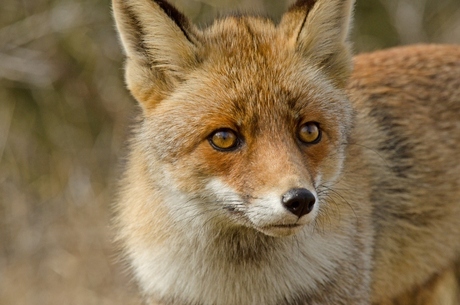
(257, 223), (305, 237)
(269, 224), (302, 229)
(236, 216), (306, 235)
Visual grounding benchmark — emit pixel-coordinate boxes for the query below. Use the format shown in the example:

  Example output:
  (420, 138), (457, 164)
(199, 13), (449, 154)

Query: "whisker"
(320, 185), (357, 220)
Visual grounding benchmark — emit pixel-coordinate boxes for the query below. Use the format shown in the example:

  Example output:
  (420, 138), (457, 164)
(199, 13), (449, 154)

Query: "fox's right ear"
(112, 0), (200, 109)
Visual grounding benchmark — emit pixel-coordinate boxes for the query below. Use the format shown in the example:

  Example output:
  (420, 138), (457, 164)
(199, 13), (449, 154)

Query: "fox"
(111, 0), (460, 304)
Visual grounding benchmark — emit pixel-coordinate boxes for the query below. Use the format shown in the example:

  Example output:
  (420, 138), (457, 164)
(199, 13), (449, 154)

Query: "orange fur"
(112, 0), (460, 304)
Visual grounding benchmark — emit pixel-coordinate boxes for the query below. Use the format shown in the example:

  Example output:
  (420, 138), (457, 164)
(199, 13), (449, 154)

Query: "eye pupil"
(298, 122), (321, 144)
(209, 129), (239, 151)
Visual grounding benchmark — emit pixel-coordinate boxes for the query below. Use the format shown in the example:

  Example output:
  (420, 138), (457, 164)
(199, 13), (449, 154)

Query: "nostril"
(289, 200), (301, 211)
(282, 188), (316, 218)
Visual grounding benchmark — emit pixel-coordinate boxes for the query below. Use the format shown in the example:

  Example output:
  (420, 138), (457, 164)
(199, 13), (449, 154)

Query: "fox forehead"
(201, 16), (286, 60)
(153, 17), (343, 113)
(145, 14), (349, 121)
(199, 17), (306, 86)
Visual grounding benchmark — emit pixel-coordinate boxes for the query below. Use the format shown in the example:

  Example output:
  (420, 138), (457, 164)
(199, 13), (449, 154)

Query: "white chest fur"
(130, 223), (353, 305)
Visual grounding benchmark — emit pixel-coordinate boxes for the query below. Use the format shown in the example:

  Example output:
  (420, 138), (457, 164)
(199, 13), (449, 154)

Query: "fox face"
(144, 50), (353, 237)
(114, 0), (355, 238)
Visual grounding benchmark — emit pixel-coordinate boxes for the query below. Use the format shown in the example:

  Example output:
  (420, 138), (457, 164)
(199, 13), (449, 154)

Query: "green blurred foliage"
(0, 0), (459, 304)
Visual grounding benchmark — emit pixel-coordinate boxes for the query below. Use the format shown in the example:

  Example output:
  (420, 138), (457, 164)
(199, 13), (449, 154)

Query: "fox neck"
(128, 195), (355, 305)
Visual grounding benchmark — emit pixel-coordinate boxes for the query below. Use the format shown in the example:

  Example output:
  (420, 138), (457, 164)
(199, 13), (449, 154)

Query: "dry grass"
(0, 0), (459, 304)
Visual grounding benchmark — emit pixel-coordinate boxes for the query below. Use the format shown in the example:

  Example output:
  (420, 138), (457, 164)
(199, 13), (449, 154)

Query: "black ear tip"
(152, 0), (194, 42)
(154, 0), (188, 23)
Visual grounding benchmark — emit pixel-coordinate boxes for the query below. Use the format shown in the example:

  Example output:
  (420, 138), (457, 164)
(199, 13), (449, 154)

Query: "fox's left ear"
(279, 0), (355, 87)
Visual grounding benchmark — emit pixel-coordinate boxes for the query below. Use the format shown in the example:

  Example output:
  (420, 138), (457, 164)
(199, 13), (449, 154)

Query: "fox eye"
(298, 122), (321, 144)
(209, 129), (240, 151)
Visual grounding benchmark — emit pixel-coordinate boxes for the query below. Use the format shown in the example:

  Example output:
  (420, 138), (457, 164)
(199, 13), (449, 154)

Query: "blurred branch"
(0, 50), (57, 86)
(0, 2), (97, 87)
(0, 2), (86, 51)
(0, 100), (15, 163)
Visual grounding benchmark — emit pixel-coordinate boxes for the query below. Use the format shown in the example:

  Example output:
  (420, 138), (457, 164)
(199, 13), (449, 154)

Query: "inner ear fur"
(112, 0), (200, 109)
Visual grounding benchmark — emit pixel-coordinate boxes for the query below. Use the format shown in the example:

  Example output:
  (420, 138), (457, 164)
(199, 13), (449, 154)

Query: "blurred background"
(0, 0), (459, 304)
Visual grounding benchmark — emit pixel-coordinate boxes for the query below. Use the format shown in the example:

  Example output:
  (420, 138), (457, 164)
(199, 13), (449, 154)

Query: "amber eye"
(298, 122), (321, 144)
(209, 129), (240, 151)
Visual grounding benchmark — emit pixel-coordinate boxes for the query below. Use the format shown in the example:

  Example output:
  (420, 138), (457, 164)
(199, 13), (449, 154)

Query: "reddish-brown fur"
(112, 0), (460, 304)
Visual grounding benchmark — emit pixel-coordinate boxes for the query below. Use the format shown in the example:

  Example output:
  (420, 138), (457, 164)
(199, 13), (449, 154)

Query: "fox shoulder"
(347, 43), (460, 304)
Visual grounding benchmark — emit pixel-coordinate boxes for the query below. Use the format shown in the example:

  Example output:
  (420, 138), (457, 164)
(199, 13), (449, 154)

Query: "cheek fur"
(197, 147), (240, 176)
(166, 143), (247, 193)
(307, 140), (347, 185)
(303, 141), (331, 172)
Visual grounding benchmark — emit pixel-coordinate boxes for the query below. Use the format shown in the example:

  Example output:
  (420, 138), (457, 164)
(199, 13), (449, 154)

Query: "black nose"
(282, 188), (316, 218)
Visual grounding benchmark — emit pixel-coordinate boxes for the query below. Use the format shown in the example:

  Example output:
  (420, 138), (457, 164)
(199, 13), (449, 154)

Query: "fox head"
(113, 0), (355, 238)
